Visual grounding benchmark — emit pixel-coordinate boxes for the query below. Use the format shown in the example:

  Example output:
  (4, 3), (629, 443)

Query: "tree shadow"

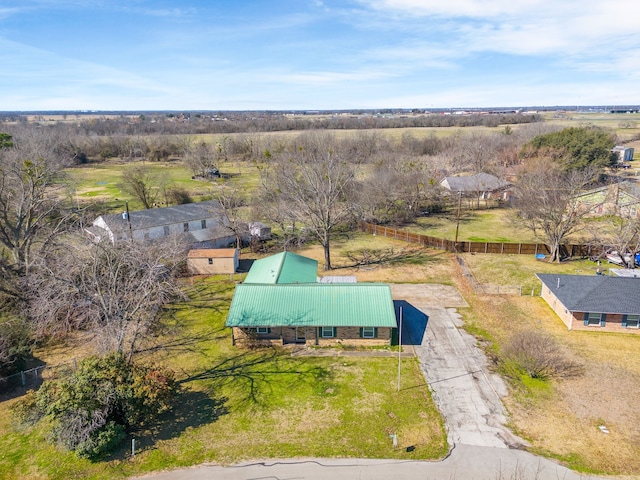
(136, 325), (229, 359)
(0, 355), (48, 402)
(340, 247), (442, 270)
(105, 388), (229, 461)
(179, 348), (331, 408)
(394, 300), (429, 346)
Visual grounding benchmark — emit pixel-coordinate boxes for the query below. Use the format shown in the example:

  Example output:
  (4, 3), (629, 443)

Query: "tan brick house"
(226, 252), (397, 347)
(537, 274), (640, 333)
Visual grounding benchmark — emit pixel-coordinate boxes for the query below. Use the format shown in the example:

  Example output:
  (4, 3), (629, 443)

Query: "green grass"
(459, 253), (602, 294)
(66, 160), (261, 212)
(411, 207), (539, 243)
(0, 276), (447, 479)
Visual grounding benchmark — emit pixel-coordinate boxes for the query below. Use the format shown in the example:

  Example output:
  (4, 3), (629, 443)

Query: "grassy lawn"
(66, 160), (261, 212)
(458, 252), (602, 294)
(409, 207), (539, 243)
(0, 244), (448, 479)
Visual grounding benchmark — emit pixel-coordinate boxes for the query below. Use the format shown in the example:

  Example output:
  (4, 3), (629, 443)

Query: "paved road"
(138, 445), (605, 480)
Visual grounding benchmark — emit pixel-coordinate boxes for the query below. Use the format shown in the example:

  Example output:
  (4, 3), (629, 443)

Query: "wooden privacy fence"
(358, 221), (598, 258)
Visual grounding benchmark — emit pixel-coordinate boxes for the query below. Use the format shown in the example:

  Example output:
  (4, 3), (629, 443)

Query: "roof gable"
(226, 283), (397, 328)
(537, 274), (640, 315)
(243, 252), (318, 284)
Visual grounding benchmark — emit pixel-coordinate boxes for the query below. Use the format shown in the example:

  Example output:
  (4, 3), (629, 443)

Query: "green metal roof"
(243, 251), (318, 284)
(226, 283), (397, 328)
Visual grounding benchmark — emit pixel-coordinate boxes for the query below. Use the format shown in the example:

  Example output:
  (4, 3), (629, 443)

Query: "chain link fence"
(0, 359), (77, 394)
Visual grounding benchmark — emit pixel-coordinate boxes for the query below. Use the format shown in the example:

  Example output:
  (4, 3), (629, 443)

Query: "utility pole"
(454, 190), (462, 249)
(397, 306), (403, 392)
(125, 201), (133, 241)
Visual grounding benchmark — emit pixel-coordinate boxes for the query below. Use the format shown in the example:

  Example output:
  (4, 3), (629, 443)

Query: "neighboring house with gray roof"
(440, 172), (513, 201)
(227, 252), (397, 347)
(537, 274), (640, 333)
(85, 200), (238, 247)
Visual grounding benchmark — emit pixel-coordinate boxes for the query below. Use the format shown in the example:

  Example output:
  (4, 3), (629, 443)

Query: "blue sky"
(1, 0), (639, 110)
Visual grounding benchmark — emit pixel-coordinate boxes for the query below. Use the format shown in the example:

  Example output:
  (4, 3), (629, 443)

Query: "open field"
(542, 112), (640, 142)
(459, 252), (602, 294)
(66, 160), (261, 212)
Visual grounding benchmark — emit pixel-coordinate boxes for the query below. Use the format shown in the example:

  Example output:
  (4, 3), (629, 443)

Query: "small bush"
(502, 330), (582, 380)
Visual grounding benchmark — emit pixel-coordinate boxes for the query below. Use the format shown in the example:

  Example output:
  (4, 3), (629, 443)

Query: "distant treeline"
(1, 111), (542, 136)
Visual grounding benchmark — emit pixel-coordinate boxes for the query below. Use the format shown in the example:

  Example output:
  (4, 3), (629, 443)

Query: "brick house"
(226, 252), (397, 347)
(537, 274), (640, 333)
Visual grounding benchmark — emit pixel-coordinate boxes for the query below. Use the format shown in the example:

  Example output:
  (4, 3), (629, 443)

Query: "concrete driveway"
(390, 283), (525, 449)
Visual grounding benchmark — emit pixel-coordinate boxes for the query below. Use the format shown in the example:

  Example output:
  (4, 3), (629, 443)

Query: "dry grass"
(450, 261), (640, 475)
(295, 233), (458, 284)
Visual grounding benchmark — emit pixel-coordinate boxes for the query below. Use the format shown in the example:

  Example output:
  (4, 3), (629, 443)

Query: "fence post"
(21, 371), (26, 386)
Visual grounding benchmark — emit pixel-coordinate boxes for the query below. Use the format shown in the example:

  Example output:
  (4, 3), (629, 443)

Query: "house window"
(208, 258), (213, 265)
(256, 327), (270, 334)
(183, 223), (189, 232)
(623, 315), (639, 328)
(361, 327), (377, 338)
(320, 327), (336, 338)
(163, 225), (170, 236)
(201, 219), (207, 229)
(584, 312), (605, 326)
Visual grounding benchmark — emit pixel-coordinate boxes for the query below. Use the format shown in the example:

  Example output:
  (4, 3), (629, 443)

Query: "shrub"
(501, 330), (581, 380)
(13, 353), (179, 459)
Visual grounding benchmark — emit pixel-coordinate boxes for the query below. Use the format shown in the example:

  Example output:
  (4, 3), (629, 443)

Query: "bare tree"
(217, 185), (248, 249)
(587, 212), (640, 268)
(261, 133), (355, 270)
(184, 140), (219, 178)
(120, 166), (159, 209)
(514, 158), (598, 262)
(28, 234), (188, 358)
(0, 129), (71, 273)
